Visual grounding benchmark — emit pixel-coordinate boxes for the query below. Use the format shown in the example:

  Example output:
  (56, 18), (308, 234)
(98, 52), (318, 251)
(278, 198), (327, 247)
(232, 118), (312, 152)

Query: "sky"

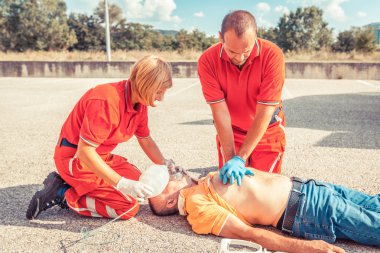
(65, 0), (380, 37)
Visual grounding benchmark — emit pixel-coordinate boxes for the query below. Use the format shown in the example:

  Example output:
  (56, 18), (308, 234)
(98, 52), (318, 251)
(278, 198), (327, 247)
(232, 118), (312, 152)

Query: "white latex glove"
(116, 177), (154, 199)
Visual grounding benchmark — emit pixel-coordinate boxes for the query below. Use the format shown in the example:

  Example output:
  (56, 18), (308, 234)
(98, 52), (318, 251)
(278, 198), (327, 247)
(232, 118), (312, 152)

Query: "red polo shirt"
(198, 38), (285, 152)
(59, 80), (150, 155)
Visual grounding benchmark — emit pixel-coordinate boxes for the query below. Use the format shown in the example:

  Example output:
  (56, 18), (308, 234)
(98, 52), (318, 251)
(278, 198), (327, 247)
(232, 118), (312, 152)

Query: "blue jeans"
(291, 179), (380, 247)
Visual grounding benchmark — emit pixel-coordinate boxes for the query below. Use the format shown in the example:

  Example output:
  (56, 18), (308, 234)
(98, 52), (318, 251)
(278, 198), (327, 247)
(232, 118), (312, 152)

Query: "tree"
(112, 22), (158, 50)
(173, 29), (217, 53)
(276, 6), (333, 52)
(0, 0), (222, 52)
(38, 0), (77, 50)
(354, 26), (376, 52)
(0, 0), (76, 51)
(258, 27), (277, 42)
(94, 0), (123, 26)
(174, 29), (189, 53)
(67, 13), (104, 51)
(0, 0), (19, 51)
(191, 29), (218, 51)
(332, 30), (356, 52)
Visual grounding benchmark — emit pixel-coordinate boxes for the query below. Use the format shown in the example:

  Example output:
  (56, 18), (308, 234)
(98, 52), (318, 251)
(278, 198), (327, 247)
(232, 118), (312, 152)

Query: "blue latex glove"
(220, 156), (254, 186)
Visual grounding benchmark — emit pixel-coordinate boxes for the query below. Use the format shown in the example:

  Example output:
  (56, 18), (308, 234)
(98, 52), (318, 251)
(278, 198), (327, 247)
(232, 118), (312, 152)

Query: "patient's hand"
(304, 240), (345, 253)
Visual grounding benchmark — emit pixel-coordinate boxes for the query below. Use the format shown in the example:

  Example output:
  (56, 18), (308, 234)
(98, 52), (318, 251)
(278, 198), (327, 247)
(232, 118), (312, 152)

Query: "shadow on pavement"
(180, 92), (380, 149)
(1, 168), (221, 249)
(3, 170), (378, 252)
(1, 184), (113, 231)
(180, 119), (213, 125)
(284, 92), (380, 149)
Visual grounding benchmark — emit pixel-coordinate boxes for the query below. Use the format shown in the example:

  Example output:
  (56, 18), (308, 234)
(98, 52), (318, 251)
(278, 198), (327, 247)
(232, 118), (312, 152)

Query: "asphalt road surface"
(0, 77), (379, 253)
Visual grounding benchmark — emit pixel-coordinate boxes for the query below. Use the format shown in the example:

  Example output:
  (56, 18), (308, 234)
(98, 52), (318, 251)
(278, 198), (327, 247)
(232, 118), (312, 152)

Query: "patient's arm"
(219, 214), (345, 253)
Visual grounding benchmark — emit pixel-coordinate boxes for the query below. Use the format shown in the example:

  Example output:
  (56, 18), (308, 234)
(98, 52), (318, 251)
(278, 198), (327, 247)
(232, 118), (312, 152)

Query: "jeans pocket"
(303, 222), (336, 243)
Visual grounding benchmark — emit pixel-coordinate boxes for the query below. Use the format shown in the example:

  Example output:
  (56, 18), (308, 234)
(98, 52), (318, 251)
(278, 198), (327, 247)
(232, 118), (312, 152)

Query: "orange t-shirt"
(59, 80), (149, 155)
(179, 172), (250, 236)
(198, 39), (286, 152)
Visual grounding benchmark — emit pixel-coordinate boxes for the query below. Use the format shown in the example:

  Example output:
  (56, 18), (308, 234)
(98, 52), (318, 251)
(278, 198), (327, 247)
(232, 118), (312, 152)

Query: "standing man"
(198, 10), (286, 185)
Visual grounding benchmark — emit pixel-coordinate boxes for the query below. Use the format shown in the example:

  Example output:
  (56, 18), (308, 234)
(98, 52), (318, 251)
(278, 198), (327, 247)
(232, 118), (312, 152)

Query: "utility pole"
(105, 0), (112, 61)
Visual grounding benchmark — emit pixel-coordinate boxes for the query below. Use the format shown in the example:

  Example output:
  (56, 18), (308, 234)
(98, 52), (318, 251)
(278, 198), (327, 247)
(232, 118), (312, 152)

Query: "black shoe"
(26, 172), (68, 220)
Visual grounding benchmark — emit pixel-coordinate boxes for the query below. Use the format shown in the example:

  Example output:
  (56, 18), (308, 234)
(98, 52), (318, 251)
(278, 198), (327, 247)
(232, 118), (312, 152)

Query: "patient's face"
(163, 172), (192, 195)
(151, 172), (193, 203)
(149, 171), (197, 215)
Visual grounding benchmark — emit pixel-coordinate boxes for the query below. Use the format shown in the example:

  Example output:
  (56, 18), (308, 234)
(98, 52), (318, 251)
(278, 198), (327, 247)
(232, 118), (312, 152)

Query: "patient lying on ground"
(148, 168), (380, 253)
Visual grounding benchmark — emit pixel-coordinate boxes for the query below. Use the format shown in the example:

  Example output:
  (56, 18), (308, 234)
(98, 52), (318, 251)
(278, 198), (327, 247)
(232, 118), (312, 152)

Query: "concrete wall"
(0, 61), (379, 79)
(285, 62), (380, 80)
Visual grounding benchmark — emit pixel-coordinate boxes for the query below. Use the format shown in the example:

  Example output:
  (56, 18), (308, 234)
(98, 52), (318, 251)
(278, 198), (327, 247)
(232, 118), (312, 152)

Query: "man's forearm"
(237, 117), (269, 160)
(220, 213), (305, 252)
(210, 102), (236, 161)
(237, 105), (275, 160)
(245, 227), (342, 253)
(248, 227), (308, 252)
(214, 119), (235, 161)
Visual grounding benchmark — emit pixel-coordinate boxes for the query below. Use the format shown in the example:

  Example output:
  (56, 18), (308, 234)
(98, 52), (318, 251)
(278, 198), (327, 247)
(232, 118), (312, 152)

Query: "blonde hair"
(129, 55), (172, 106)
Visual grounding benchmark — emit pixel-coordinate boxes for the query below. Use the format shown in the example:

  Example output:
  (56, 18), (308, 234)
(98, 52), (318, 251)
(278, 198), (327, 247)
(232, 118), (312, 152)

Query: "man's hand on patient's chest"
(219, 156), (254, 186)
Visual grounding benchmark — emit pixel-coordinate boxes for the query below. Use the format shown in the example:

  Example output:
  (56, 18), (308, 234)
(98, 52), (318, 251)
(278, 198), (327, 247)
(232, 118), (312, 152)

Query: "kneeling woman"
(27, 55), (174, 220)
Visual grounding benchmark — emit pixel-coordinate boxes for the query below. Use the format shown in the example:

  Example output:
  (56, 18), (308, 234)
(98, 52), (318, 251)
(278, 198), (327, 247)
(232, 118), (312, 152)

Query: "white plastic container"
(219, 239), (263, 253)
(219, 239), (286, 253)
(139, 164), (169, 198)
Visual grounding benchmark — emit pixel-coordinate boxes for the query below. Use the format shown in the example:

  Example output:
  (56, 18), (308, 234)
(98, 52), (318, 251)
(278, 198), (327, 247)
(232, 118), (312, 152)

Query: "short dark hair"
(220, 10), (257, 39)
(148, 198), (178, 216)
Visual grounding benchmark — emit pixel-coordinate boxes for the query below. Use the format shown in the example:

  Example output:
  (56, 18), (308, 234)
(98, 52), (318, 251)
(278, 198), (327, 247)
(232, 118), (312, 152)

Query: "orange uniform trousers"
(54, 145), (140, 220)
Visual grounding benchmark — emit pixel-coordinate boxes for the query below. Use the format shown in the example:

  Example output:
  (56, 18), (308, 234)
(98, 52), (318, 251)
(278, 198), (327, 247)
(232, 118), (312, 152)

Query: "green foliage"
(112, 22), (155, 50)
(5, 1), (372, 54)
(332, 31), (356, 52)
(0, 0), (217, 52)
(258, 27), (277, 42)
(174, 29), (217, 53)
(67, 2), (216, 53)
(0, 0), (76, 51)
(67, 13), (104, 51)
(354, 26), (376, 52)
(332, 27), (377, 53)
(276, 6), (333, 52)
(0, 0), (27, 51)
(94, 0), (123, 26)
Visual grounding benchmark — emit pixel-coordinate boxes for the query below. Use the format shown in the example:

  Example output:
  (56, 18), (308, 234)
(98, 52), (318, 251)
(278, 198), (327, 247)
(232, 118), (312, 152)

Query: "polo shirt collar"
(178, 190), (187, 216)
(125, 80), (142, 113)
(178, 182), (199, 216)
(219, 38), (261, 63)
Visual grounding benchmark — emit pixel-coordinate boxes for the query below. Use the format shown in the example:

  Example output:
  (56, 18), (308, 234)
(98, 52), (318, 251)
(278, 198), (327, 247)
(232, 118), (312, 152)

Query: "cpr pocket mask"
(139, 164), (169, 198)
